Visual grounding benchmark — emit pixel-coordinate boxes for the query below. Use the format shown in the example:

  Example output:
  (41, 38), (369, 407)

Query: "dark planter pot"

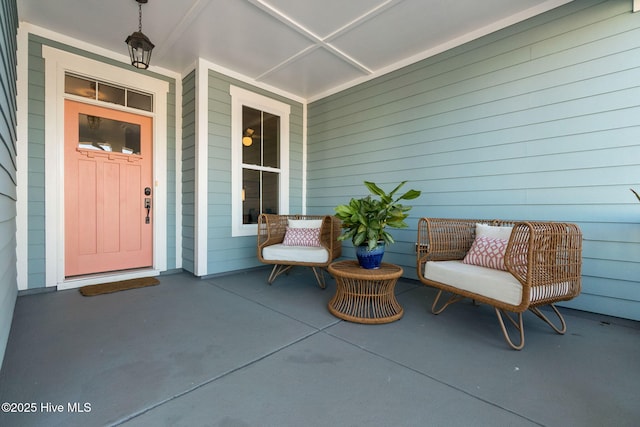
(355, 241), (385, 269)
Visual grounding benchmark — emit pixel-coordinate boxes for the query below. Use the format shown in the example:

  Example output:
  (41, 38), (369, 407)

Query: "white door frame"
(41, 46), (169, 290)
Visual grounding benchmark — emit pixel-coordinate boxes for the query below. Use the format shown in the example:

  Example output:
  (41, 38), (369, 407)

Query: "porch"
(0, 268), (638, 426)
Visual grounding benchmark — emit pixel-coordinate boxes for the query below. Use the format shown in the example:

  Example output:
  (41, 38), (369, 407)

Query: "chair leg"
(431, 290), (464, 315)
(311, 267), (327, 289)
(495, 308), (525, 350)
(529, 304), (567, 335)
(267, 264), (293, 285)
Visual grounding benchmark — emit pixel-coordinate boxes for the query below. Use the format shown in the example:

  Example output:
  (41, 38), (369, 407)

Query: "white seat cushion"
(425, 260), (522, 306)
(262, 244), (329, 264)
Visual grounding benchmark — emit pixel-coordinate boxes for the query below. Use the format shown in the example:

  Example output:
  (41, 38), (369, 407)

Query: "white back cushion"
(476, 223), (513, 240)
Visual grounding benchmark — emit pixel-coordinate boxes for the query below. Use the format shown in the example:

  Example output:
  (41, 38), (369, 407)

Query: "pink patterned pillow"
(463, 236), (508, 271)
(282, 227), (321, 247)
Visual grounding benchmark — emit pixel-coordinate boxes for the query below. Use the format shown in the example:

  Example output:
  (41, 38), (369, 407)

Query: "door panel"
(122, 163), (143, 252)
(77, 159), (97, 255)
(65, 100), (153, 277)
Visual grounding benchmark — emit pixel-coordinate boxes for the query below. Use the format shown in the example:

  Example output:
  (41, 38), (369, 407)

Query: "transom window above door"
(64, 73), (153, 112)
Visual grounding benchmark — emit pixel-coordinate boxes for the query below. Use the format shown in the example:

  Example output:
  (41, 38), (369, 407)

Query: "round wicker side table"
(327, 260), (404, 324)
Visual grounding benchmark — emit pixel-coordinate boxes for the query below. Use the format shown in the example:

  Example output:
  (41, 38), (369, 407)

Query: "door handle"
(144, 187), (152, 224)
(144, 198), (151, 224)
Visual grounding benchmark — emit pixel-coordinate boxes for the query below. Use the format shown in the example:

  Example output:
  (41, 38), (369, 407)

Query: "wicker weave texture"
(257, 214), (342, 267)
(328, 261), (403, 324)
(416, 218), (582, 312)
(416, 218), (582, 349)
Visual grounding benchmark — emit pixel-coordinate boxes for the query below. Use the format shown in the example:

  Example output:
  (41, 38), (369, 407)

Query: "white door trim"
(41, 46), (169, 289)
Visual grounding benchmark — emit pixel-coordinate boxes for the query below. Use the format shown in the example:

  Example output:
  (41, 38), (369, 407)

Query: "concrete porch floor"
(0, 267), (638, 427)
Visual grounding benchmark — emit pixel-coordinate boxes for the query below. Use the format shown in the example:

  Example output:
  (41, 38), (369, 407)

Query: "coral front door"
(64, 100), (153, 277)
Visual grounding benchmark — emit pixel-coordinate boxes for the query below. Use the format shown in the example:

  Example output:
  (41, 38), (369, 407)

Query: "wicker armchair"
(257, 214), (342, 288)
(416, 218), (582, 350)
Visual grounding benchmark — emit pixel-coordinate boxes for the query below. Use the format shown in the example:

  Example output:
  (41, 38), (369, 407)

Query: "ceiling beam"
(245, 0), (407, 78)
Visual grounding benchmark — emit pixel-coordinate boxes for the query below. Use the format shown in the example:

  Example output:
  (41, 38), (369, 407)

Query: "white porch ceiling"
(18, 0), (572, 101)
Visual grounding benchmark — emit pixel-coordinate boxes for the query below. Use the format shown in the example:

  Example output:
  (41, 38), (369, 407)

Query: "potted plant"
(632, 188), (640, 202)
(334, 181), (421, 269)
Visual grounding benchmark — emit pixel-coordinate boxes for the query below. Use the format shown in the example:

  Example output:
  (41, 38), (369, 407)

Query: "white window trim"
(230, 85), (290, 237)
(40, 46), (169, 290)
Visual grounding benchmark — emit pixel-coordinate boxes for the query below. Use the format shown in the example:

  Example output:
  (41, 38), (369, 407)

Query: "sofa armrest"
(505, 222), (582, 305)
(319, 215), (342, 260)
(257, 214), (287, 250)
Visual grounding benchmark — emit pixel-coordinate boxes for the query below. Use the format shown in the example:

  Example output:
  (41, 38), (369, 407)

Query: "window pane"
(242, 169), (260, 224)
(97, 82), (126, 106)
(262, 171), (279, 215)
(65, 74), (95, 99)
(64, 73), (153, 113)
(262, 112), (280, 168)
(242, 106), (261, 165)
(78, 113), (141, 155)
(128, 90), (153, 112)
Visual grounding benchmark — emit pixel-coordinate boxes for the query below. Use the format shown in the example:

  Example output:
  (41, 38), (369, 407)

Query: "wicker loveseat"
(257, 214), (342, 288)
(416, 218), (582, 350)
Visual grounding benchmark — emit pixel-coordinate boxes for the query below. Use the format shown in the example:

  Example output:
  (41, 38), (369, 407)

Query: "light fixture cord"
(138, 3), (142, 32)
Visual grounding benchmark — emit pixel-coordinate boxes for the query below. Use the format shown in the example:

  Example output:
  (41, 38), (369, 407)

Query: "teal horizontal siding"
(307, 0), (640, 320)
(0, 0), (18, 367)
(27, 36), (45, 290)
(166, 82), (177, 269)
(205, 70), (304, 275)
(182, 70), (196, 274)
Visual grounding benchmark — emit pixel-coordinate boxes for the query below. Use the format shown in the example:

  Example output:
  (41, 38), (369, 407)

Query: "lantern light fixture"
(125, 0), (154, 70)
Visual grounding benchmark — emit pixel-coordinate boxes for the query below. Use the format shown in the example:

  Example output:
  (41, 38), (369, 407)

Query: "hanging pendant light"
(242, 128), (255, 147)
(125, 0), (155, 70)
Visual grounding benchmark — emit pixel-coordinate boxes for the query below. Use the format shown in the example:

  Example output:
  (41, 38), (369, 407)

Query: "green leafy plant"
(334, 181), (421, 250)
(632, 188), (640, 202)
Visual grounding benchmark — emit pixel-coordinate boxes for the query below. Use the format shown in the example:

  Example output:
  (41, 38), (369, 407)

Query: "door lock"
(144, 198), (151, 224)
(144, 187), (152, 224)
